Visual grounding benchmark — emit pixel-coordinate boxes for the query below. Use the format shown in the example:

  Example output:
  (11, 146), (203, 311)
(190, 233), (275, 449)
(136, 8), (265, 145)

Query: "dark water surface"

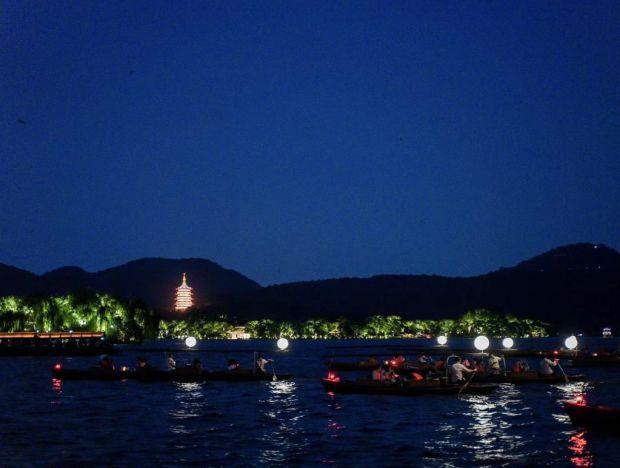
(1, 338), (619, 467)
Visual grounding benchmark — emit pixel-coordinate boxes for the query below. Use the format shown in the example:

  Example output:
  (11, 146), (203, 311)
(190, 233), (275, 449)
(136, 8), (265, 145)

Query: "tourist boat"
(0, 332), (115, 356)
(132, 368), (293, 382)
(563, 398), (620, 433)
(321, 376), (497, 396)
(52, 365), (292, 382)
(52, 364), (131, 381)
(473, 371), (586, 384)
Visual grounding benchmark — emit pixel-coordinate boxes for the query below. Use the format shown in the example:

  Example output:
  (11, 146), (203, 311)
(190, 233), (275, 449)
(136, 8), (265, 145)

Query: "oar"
(271, 361), (278, 381)
(557, 360), (570, 384)
(458, 371), (476, 397)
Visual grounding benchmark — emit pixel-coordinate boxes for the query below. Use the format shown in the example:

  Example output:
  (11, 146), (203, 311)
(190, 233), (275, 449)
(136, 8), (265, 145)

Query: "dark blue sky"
(1, 1), (619, 285)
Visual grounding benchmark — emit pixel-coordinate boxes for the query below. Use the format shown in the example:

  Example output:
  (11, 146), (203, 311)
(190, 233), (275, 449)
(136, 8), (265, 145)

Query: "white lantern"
(565, 335), (578, 350)
(437, 335), (448, 346)
(502, 337), (514, 349)
(474, 335), (490, 351)
(185, 336), (197, 348)
(276, 338), (289, 350)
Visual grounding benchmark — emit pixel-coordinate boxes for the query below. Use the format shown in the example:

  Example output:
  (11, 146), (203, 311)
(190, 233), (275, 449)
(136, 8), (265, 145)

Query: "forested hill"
(206, 243), (620, 333)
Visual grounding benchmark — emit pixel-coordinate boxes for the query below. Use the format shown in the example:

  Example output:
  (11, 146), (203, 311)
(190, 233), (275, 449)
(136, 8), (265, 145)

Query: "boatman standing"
(449, 356), (476, 384)
(167, 353), (176, 370)
(255, 354), (272, 374)
(539, 357), (557, 376)
(488, 354), (502, 375)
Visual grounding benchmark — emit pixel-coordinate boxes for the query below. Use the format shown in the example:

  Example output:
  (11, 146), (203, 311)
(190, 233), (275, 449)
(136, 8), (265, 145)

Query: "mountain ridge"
(0, 243), (619, 332)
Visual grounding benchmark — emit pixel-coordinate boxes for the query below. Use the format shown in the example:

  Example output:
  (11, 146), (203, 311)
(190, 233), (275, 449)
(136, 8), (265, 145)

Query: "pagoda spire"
(174, 272), (194, 311)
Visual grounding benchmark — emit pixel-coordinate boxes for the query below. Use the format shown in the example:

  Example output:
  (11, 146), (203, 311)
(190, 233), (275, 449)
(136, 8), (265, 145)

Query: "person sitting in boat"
(391, 355), (406, 368)
(227, 359), (240, 371)
(488, 354), (502, 375)
(539, 357), (558, 376)
(475, 359), (486, 374)
(100, 355), (115, 371)
(449, 357), (476, 384)
(512, 360), (523, 374)
(418, 354), (432, 366)
(167, 353), (176, 371)
(512, 360), (530, 374)
(255, 354), (272, 374)
(136, 356), (151, 369)
(191, 358), (203, 372)
(434, 358), (446, 372)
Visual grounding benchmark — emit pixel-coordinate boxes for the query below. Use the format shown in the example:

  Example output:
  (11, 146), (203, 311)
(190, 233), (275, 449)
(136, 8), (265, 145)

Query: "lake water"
(1, 338), (619, 466)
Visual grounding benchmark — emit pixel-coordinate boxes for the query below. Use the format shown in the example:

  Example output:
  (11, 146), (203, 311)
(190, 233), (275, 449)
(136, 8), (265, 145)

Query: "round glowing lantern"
(276, 337), (289, 350)
(437, 335), (448, 346)
(564, 335), (578, 350)
(474, 335), (490, 351)
(185, 336), (197, 348)
(502, 337), (514, 349)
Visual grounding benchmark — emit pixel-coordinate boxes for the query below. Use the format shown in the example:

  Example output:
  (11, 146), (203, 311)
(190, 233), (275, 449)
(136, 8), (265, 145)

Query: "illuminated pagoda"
(174, 273), (194, 311)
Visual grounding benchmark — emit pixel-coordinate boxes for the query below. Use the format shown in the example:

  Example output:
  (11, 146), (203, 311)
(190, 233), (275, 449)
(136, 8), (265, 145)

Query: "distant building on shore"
(228, 326), (250, 340)
(174, 273), (194, 311)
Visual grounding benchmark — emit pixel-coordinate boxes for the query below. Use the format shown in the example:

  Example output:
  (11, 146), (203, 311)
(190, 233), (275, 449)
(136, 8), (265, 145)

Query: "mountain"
(0, 263), (40, 297)
(1, 244), (619, 332)
(0, 258), (260, 310)
(205, 243), (620, 333)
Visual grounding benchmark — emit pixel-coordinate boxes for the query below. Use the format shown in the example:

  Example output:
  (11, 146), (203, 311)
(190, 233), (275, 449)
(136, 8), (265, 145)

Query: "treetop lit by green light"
(0, 294), (548, 341)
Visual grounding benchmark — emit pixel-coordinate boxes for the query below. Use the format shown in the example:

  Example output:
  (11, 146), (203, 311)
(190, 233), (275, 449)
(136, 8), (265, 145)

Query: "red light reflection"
(568, 431), (593, 467)
(52, 378), (62, 394)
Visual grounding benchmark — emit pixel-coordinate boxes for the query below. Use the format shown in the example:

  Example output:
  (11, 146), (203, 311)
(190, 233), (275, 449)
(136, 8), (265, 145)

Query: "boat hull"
(321, 378), (497, 396)
(53, 368), (292, 382)
(563, 401), (620, 433)
(474, 372), (586, 384)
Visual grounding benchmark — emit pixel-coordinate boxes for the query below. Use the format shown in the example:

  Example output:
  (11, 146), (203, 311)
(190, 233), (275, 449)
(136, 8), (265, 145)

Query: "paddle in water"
(458, 370), (477, 396)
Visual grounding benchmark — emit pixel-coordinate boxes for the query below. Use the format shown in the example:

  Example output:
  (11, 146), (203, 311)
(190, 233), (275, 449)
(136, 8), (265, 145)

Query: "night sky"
(1, 1), (619, 285)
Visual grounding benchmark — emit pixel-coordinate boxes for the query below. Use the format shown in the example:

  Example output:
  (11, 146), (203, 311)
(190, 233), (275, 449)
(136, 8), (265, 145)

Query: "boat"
(473, 371), (586, 384)
(52, 365), (131, 381)
(321, 377), (497, 396)
(204, 370), (293, 381)
(563, 399), (620, 433)
(133, 368), (293, 382)
(52, 365), (292, 382)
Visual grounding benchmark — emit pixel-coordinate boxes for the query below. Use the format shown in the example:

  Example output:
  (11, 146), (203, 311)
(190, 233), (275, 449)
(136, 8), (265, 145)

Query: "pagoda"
(174, 272), (194, 311)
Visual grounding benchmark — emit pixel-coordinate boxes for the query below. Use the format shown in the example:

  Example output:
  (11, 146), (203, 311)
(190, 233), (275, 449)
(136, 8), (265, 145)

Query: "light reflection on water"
(257, 380), (310, 464)
(568, 431), (594, 467)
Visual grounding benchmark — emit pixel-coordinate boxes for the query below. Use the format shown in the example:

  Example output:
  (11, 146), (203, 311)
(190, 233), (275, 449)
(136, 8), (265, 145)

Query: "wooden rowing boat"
(473, 371), (586, 384)
(563, 400), (620, 433)
(52, 366), (292, 382)
(321, 377), (497, 396)
(52, 367), (131, 381)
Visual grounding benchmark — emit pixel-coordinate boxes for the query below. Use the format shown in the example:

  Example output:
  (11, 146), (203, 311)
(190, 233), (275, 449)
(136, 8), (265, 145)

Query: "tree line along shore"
(0, 293), (549, 342)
